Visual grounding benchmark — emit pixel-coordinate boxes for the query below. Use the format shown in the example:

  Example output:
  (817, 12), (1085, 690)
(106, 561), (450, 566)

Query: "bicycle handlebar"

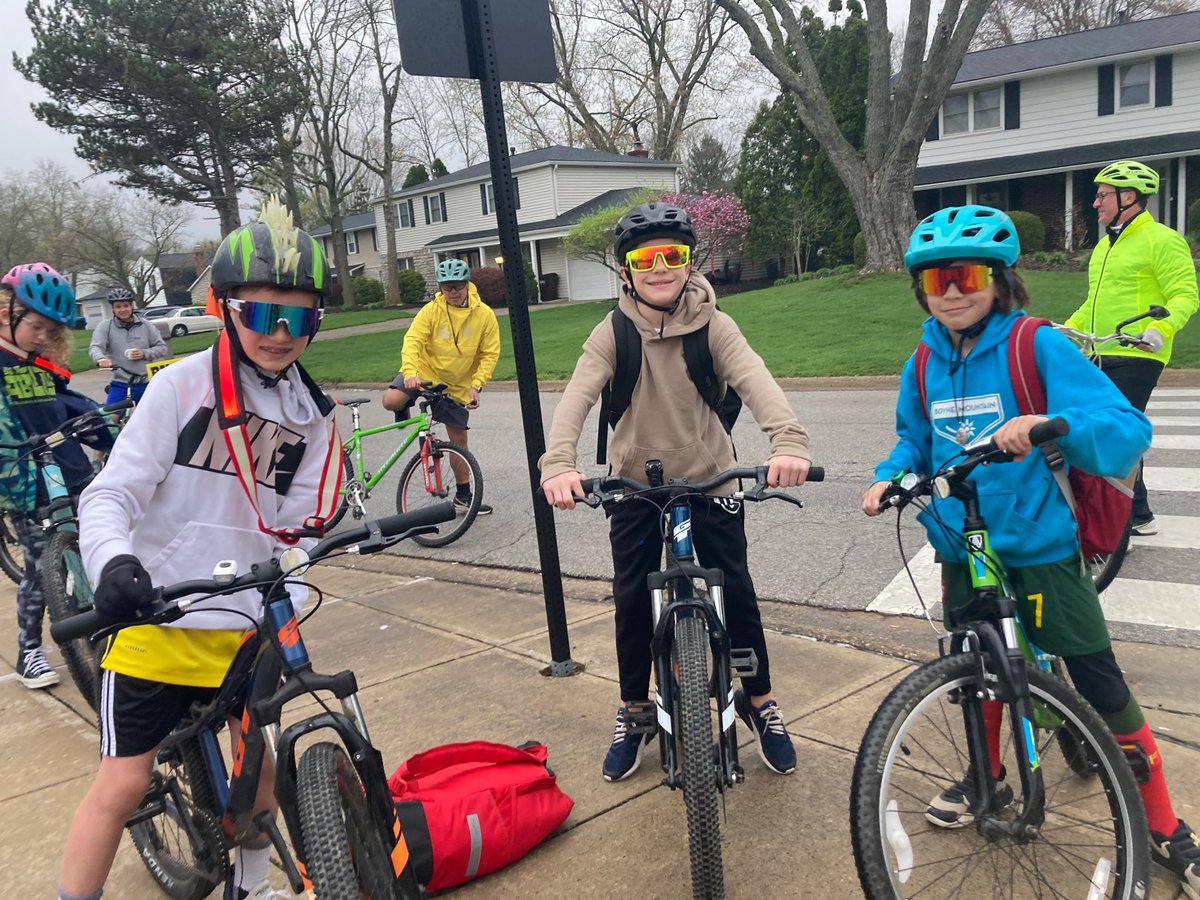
(0, 399), (134, 451)
(575, 464), (825, 509)
(48, 502), (456, 645)
(1053, 304), (1169, 348)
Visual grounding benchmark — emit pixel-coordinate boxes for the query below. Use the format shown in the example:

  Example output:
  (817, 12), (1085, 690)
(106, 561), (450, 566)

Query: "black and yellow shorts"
(940, 554), (1112, 657)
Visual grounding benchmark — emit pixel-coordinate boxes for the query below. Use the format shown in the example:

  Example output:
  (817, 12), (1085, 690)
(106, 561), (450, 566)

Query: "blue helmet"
(905, 206), (1020, 272)
(2, 263), (76, 325)
(436, 258), (471, 282)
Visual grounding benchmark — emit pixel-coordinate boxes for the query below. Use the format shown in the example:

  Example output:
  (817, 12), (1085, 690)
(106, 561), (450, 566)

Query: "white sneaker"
(239, 881), (301, 899)
(15, 647), (60, 689)
(1130, 515), (1158, 537)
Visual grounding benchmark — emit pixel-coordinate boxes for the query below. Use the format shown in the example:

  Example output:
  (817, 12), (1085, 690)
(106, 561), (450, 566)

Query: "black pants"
(608, 496), (771, 701)
(1098, 356), (1164, 520)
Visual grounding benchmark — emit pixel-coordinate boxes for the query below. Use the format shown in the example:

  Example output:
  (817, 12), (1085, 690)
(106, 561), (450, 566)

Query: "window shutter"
(1003, 81), (1020, 130)
(440, 192), (448, 221)
(925, 114), (939, 142)
(481, 183), (489, 214)
(514, 177), (521, 209)
(1155, 54), (1173, 107)
(1098, 65), (1114, 116)
(423, 195), (430, 225)
(407, 199), (414, 227)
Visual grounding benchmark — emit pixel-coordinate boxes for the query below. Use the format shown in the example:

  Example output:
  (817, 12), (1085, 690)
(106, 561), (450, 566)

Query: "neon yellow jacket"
(1066, 212), (1198, 365)
(400, 285), (500, 404)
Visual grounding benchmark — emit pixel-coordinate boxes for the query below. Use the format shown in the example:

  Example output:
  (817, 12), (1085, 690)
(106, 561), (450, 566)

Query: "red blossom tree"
(662, 191), (751, 272)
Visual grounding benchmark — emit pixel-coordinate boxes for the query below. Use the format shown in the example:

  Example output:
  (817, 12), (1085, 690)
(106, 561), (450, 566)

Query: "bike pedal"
(623, 700), (657, 734)
(730, 648), (758, 678)
(1119, 742), (1151, 784)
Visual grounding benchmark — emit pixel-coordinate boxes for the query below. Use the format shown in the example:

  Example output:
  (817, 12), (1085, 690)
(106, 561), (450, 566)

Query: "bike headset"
(613, 202), (697, 332)
(905, 205), (1021, 344)
(1094, 160), (1159, 241)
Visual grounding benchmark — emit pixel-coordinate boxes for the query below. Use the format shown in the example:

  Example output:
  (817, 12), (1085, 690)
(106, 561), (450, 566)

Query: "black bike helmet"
(210, 203), (329, 300)
(105, 286), (135, 303)
(613, 202), (696, 265)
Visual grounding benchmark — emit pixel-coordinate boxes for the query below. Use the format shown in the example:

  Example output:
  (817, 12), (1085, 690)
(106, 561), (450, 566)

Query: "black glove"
(93, 554), (155, 622)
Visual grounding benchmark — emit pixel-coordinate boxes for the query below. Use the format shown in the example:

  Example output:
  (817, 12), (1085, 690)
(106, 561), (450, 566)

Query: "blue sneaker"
(734, 690), (796, 775)
(602, 706), (652, 782)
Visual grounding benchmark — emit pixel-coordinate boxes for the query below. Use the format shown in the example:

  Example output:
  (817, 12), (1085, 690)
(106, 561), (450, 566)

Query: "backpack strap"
(1007, 316), (1050, 416)
(595, 306), (641, 465)
(682, 323), (721, 412)
(914, 342), (931, 420)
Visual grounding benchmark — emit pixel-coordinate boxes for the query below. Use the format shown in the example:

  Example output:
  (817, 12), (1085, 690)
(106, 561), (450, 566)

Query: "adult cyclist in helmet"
(1065, 160), (1198, 537)
(61, 198), (339, 900)
(0, 263), (114, 691)
(382, 256), (499, 515)
(540, 200), (813, 780)
(863, 206), (1198, 897)
(88, 286), (168, 404)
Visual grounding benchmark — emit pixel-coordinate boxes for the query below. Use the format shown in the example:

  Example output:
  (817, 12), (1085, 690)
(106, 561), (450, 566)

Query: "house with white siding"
(374, 146), (681, 302)
(914, 11), (1200, 250)
(311, 211), (384, 282)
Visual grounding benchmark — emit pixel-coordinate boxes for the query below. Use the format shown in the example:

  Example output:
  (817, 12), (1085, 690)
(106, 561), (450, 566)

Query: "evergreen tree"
(681, 134), (735, 194)
(402, 164), (430, 188)
(429, 158), (450, 179)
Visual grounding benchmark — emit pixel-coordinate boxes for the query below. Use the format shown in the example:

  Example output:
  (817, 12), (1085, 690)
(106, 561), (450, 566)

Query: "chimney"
(627, 138), (649, 158)
(1117, 8), (1128, 23)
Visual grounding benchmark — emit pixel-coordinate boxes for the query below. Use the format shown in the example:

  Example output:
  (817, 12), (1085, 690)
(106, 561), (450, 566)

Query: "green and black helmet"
(210, 206), (329, 301)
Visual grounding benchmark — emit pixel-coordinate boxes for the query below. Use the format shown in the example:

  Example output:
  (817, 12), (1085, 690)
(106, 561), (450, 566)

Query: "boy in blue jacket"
(861, 206), (1196, 897)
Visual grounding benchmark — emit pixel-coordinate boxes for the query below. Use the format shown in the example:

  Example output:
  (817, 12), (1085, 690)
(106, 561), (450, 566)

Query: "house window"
(481, 178), (520, 215)
(370, 229), (378, 252)
(397, 257), (414, 271)
(1119, 61), (1151, 107)
(428, 193), (446, 224)
(346, 231), (358, 255)
(942, 87), (1002, 135)
(395, 200), (414, 228)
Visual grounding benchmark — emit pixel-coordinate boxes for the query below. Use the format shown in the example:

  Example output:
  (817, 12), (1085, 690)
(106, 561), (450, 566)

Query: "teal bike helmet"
(905, 205), (1020, 272)
(436, 259), (471, 282)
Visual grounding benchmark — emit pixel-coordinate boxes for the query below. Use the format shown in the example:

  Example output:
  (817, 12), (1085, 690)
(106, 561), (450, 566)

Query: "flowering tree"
(662, 191), (751, 271)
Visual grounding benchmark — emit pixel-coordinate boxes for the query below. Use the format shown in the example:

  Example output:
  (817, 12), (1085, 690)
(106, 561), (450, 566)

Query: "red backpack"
(914, 316), (1133, 558)
(388, 741), (574, 892)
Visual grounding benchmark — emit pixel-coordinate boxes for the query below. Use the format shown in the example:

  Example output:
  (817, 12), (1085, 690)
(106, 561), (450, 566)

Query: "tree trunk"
(380, 108), (400, 306)
(842, 165), (917, 273)
(328, 208), (356, 309)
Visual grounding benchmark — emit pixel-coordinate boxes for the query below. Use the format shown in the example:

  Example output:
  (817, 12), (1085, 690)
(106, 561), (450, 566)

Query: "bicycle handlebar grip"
(49, 607), (104, 644)
(806, 466), (824, 482)
(376, 502), (457, 534)
(1029, 416), (1069, 446)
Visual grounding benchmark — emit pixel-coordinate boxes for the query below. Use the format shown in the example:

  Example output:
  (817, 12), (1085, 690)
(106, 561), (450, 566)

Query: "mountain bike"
(50, 503), (456, 900)
(0, 399), (132, 710)
(574, 462), (824, 900)
(328, 383), (483, 547)
(849, 417), (1150, 899)
(1052, 304), (1169, 592)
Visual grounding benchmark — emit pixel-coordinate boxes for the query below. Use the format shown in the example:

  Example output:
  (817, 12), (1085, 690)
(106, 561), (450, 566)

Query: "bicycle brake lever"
(758, 490), (803, 508)
(572, 493), (603, 509)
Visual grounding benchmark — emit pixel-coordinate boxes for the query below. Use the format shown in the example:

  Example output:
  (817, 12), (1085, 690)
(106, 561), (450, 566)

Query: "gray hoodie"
(89, 313), (169, 382)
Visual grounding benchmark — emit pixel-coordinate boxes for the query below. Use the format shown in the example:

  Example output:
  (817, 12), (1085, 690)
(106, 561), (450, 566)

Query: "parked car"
(143, 306), (223, 338)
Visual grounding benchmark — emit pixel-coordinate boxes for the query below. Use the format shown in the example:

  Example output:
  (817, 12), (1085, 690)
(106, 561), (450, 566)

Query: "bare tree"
(0, 161), (83, 269)
(715, 0), (994, 270)
(973, 0), (1197, 48)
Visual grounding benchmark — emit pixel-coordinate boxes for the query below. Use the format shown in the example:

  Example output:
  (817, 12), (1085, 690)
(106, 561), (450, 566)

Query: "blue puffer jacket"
(873, 310), (1151, 568)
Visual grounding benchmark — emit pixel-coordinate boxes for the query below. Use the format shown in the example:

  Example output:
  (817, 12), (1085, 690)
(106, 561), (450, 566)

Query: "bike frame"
(342, 408), (433, 495)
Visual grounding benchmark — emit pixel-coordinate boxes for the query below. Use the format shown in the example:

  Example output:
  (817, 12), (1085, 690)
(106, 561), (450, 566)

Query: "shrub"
(1187, 197), (1200, 239)
(774, 274), (799, 287)
(852, 232), (866, 269)
(396, 269), (426, 305)
(523, 261), (539, 304)
(351, 276), (385, 308)
(833, 264), (857, 276)
(1029, 250), (1068, 265)
(1007, 210), (1045, 254)
(469, 266), (508, 307)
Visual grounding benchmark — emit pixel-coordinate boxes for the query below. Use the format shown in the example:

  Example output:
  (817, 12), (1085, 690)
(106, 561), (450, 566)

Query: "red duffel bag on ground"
(388, 740), (574, 892)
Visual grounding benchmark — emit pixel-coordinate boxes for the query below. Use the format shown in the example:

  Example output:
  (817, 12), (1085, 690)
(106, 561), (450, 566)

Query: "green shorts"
(940, 554), (1111, 657)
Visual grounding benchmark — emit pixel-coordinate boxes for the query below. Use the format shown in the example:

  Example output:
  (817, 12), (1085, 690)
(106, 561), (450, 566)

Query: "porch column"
(1178, 156), (1188, 234)
(1064, 175), (1074, 250)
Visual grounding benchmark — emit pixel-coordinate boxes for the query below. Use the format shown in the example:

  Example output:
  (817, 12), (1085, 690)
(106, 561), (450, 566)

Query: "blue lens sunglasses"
(226, 298), (324, 338)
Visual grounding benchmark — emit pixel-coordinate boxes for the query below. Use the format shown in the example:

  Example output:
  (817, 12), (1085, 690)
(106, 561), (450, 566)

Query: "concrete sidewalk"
(2, 556), (1196, 898)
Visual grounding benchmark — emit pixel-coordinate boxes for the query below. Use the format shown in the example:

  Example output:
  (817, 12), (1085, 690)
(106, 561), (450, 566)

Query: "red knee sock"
(1114, 722), (1177, 835)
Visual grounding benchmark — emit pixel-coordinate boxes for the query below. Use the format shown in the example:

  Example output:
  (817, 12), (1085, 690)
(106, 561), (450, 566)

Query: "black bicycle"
(849, 418), (1150, 899)
(575, 462), (823, 900)
(0, 400), (131, 709)
(51, 503), (456, 900)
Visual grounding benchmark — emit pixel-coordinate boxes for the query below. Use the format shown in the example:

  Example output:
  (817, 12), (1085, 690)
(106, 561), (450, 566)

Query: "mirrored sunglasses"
(625, 243), (691, 272)
(226, 297), (323, 337)
(917, 264), (993, 296)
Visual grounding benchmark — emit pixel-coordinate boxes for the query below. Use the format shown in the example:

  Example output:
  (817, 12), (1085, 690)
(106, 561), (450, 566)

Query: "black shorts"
(98, 670), (219, 758)
(386, 378), (470, 430)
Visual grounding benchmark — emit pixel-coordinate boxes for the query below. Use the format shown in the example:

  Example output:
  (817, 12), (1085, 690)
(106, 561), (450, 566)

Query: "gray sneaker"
(15, 647), (60, 689)
(926, 766), (1013, 828)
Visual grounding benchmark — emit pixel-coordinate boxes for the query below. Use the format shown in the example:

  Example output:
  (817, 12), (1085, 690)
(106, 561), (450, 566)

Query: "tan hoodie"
(539, 274), (810, 490)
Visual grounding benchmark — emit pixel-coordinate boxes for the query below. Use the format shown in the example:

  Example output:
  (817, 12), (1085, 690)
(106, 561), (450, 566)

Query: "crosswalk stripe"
(1151, 417), (1200, 430)
(867, 544), (940, 616)
(1130, 515), (1200, 550)
(1143, 466), (1200, 492)
(1152, 434), (1200, 450)
(1152, 387), (1200, 396)
(1147, 401), (1200, 410)
(1100, 579), (1200, 631)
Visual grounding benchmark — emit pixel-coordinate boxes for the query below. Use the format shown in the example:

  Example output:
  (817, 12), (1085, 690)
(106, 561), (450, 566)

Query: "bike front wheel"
(850, 653), (1149, 899)
(127, 734), (228, 900)
(676, 613), (724, 900)
(0, 510), (24, 584)
(296, 741), (401, 900)
(43, 530), (101, 710)
(396, 439), (482, 548)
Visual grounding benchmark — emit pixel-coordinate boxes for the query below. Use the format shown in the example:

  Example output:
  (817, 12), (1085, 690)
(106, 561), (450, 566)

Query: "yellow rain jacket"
(400, 285), (501, 404)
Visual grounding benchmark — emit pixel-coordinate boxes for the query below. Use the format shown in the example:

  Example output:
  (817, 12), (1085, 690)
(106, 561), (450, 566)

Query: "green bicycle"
(328, 383), (484, 548)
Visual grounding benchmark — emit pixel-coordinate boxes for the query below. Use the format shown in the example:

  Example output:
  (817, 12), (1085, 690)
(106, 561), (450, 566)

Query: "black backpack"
(595, 305), (743, 464)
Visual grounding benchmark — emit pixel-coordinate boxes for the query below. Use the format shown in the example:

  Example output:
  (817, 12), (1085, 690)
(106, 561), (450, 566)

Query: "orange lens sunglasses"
(624, 244), (691, 272)
(917, 264), (993, 295)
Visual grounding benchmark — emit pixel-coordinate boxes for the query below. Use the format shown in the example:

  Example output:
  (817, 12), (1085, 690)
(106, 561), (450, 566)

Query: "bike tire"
(850, 653), (1150, 900)
(128, 736), (228, 900)
(0, 510), (23, 584)
(676, 614), (724, 900)
(1089, 519), (1131, 594)
(42, 530), (100, 711)
(296, 741), (400, 900)
(395, 439), (482, 548)
(324, 449), (357, 532)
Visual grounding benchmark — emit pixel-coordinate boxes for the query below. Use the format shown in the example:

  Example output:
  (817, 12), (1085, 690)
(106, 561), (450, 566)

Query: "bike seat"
(339, 398), (372, 408)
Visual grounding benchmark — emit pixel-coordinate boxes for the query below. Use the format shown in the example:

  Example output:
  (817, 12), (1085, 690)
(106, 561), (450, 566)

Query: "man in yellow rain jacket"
(383, 258), (501, 514)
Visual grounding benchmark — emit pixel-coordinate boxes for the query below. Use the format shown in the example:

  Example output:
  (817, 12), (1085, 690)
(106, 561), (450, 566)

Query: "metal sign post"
(394, 0), (579, 676)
